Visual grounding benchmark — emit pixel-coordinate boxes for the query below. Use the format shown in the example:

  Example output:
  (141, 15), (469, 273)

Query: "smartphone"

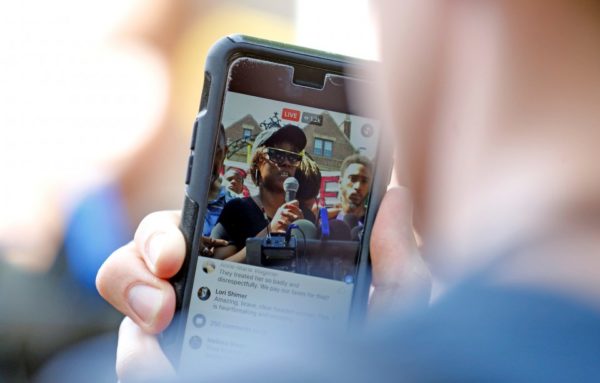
(163, 35), (391, 371)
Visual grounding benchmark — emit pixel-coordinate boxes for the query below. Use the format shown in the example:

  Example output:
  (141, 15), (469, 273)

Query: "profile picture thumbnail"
(202, 260), (216, 274)
(198, 286), (211, 301)
(193, 313), (207, 328)
(189, 336), (202, 350)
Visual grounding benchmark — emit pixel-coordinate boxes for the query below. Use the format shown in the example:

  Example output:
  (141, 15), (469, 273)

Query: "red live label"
(282, 108), (300, 121)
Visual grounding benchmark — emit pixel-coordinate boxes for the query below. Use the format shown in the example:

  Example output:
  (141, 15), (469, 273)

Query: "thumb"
(116, 317), (176, 382)
(369, 187), (431, 316)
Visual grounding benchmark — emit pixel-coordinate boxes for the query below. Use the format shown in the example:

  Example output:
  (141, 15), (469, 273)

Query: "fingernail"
(128, 284), (163, 326)
(147, 233), (165, 266)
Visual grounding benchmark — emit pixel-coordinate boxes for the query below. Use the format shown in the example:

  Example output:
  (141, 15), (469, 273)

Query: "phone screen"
(179, 57), (380, 369)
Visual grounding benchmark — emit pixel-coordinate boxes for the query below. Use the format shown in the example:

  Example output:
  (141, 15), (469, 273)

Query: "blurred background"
(0, 0), (376, 381)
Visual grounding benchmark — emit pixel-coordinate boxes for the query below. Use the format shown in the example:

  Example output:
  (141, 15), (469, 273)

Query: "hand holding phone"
(97, 188), (429, 381)
(95, 36), (430, 380)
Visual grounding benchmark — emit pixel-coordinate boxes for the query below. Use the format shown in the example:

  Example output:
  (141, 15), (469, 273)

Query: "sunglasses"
(265, 147), (303, 166)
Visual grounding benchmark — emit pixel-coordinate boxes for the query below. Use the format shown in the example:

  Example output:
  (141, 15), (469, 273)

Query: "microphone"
(289, 219), (318, 240)
(283, 176), (299, 203)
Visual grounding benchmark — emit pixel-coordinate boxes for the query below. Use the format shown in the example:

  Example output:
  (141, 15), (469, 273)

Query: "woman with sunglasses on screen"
(211, 124), (316, 263)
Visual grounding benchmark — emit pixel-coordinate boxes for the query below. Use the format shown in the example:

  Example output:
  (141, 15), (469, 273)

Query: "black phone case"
(162, 35), (392, 360)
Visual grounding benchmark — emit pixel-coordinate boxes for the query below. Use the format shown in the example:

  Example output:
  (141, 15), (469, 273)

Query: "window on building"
(314, 138), (323, 155)
(243, 128), (252, 139)
(314, 138), (333, 157)
(323, 140), (333, 157)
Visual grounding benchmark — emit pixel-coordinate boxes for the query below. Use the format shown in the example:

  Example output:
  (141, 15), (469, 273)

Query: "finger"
(202, 236), (230, 249)
(211, 238), (230, 248)
(281, 211), (299, 222)
(201, 236), (216, 251)
(273, 220), (287, 232)
(96, 243), (176, 334)
(116, 317), (176, 383)
(371, 187), (416, 284)
(369, 187), (431, 314)
(134, 211), (185, 279)
(285, 200), (300, 209)
(284, 205), (302, 215)
(388, 164), (401, 189)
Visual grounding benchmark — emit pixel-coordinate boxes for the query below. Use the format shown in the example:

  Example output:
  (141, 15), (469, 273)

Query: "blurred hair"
(340, 154), (373, 178)
(295, 154), (322, 201)
(249, 147), (267, 186)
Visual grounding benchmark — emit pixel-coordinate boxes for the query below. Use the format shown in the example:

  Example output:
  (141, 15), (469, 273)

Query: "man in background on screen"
(335, 154), (373, 233)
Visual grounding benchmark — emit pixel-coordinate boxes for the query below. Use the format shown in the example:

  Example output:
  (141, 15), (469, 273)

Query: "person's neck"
(498, 2), (600, 130)
(259, 186), (285, 218)
(426, 2), (600, 283)
(342, 202), (365, 218)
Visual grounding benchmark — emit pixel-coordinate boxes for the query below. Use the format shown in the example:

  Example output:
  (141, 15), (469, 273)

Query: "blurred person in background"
(98, 0), (600, 381)
(1, 0), (192, 380)
(0, 0), (296, 382)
